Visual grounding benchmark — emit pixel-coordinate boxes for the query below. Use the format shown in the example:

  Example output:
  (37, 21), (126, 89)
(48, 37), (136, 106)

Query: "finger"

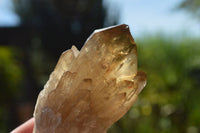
(11, 118), (34, 133)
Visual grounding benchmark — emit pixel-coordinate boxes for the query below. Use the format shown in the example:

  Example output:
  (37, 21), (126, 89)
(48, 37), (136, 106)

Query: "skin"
(11, 118), (34, 133)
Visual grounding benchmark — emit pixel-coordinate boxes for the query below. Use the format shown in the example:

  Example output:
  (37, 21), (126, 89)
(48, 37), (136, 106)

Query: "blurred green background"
(0, 0), (200, 132)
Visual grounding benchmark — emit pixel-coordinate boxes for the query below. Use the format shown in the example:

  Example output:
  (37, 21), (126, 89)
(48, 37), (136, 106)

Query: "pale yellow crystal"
(33, 24), (147, 133)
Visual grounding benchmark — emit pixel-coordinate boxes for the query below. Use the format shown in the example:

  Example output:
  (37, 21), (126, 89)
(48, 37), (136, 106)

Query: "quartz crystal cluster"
(33, 24), (146, 133)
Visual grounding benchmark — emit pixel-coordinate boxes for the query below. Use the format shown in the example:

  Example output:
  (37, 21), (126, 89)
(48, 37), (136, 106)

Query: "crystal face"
(33, 24), (147, 133)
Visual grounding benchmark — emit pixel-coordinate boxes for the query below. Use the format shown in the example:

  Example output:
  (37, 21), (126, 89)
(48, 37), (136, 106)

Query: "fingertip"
(11, 118), (34, 133)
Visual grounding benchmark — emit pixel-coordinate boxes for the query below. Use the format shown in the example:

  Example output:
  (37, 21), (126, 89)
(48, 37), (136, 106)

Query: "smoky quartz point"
(33, 24), (146, 133)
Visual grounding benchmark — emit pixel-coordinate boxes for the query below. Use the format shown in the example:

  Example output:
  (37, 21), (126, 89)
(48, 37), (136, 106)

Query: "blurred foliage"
(13, 0), (111, 27)
(12, 0), (116, 55)
(178, 0), (200, 19)
(0, 46), (23, 100)
(108, 35), (200, 133)
(0, 46), (24, 132)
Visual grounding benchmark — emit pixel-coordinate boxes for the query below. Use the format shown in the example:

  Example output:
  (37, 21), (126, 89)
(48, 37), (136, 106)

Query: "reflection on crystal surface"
(33, 24), (146, 133)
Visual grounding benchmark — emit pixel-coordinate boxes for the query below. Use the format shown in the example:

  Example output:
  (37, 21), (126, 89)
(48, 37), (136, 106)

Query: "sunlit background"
(0, 0), (200, 132)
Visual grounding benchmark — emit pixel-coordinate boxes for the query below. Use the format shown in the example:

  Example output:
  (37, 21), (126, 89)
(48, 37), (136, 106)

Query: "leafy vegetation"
(178, 0), (200, 19)
(0, 46), (24, 132)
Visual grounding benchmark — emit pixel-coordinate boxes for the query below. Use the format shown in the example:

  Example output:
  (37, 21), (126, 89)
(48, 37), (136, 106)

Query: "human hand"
(11, 118), (34, 133)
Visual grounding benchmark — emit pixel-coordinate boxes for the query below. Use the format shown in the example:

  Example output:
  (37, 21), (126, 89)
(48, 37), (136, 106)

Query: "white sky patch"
(0, 0), (20, 26)
(104, 0), (200, 37)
